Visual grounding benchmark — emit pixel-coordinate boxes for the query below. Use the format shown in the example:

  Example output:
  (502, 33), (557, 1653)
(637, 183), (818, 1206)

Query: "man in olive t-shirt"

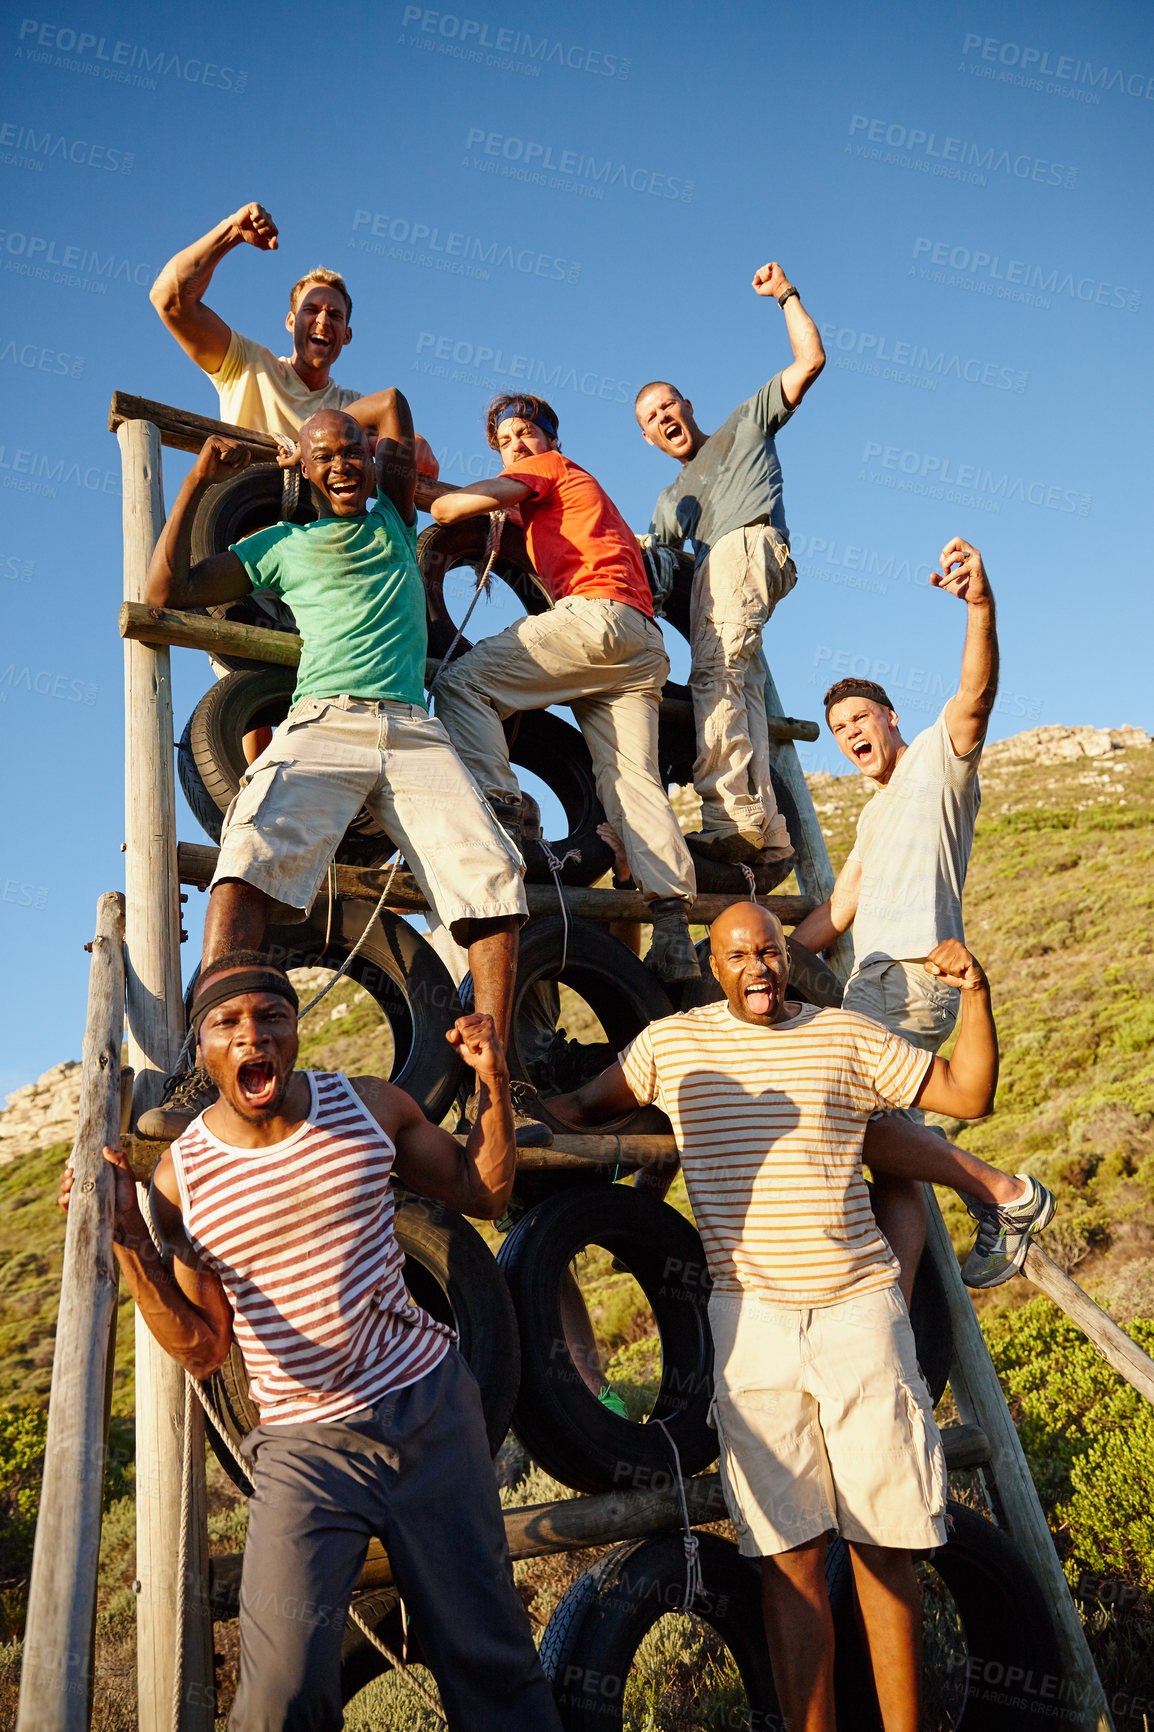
(635, 257), (825, 870)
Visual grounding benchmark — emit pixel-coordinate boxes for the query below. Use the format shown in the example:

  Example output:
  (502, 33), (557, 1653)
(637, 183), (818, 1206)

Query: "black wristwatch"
(777, 285), (799, 309)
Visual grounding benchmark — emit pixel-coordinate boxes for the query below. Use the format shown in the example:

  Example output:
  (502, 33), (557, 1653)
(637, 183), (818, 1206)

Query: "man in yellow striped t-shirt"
(548, 901), (1048, 1732)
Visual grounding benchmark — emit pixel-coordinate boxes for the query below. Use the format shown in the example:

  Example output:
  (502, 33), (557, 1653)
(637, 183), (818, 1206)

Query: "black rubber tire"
(908, 1242), (954, 1410)
(502, 708), (612, 886)
(189, 464), (315, 673)
(202, 1193), (519, 1491)
(417, 516), (550, 661)
(829, 1502), (1066, 1731)
(460, 915), (673, 1132)
(542, 1533), (780, 1730)
(497, 1186), (715, 1494)
(178, 668), (395, 867)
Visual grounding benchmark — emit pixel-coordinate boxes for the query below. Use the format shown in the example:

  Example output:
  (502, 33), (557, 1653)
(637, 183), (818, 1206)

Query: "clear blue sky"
(1, 0), (1151, 1092)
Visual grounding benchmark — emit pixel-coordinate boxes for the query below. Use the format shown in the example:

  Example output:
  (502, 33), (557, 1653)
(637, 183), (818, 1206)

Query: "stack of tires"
(182, 471), (1061, 1727)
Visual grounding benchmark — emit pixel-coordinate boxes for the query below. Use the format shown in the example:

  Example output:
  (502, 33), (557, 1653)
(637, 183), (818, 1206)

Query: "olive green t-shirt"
(231, 494), (427, 708)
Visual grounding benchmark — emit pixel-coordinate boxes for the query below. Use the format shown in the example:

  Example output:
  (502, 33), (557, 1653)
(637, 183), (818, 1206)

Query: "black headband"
(191, 969), (299, 1038)
(823, 678), (895, 717)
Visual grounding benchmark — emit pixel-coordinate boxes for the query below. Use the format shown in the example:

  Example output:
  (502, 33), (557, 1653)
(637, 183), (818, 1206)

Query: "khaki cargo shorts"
(708, 1283), (947, 1557)
(211, 695), (527, 942)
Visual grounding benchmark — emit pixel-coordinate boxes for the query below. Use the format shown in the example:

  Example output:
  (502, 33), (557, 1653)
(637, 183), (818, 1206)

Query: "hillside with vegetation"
(0, 724), (1151, 1726)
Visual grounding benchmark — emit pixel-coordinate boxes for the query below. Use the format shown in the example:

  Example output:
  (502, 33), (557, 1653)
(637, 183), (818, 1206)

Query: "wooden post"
(760, 661), (856, 979)
(118, 418), (213, 1732)
(17, 895), (125, 1732)
(1023, 1244), (1154, 1404)
(923, 1193), (1114, 1730)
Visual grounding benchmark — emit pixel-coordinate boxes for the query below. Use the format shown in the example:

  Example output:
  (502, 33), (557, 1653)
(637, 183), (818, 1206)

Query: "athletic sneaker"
(961, 1174), (1056, 1289)
(136, 1065), (218, 1143)
(643, 899), (701, 984)
(456, 1079), (553, 1148)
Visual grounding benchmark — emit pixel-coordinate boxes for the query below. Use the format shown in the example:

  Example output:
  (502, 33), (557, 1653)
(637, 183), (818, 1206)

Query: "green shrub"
(982, 1299), (1154, 1591)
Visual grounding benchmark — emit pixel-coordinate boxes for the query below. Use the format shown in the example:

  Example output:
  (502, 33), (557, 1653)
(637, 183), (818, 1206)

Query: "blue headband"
(495, 403), (558, 440)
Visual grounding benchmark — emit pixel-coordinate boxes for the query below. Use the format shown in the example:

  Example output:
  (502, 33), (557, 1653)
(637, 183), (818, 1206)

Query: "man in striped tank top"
(548, 902), (1052, 1732)
(62, 955), (562, 1731)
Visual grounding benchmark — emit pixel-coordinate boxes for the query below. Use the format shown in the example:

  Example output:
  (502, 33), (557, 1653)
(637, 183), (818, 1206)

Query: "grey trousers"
(230, 1349), (561, 1731)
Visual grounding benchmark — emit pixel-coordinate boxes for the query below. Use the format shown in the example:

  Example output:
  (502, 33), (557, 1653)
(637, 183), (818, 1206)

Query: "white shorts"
(708, 1283), (947, 1557)
(211, 695), (527, 942)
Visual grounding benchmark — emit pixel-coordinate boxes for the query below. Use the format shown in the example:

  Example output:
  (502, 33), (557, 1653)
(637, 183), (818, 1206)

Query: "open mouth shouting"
(743, 979), (778, 1018)
(235, 1056), (279, 1110)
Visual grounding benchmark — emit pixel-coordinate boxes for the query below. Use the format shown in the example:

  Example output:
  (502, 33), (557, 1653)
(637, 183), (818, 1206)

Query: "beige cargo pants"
(434, 595), (695, 903)
(689, 523), (797, 849)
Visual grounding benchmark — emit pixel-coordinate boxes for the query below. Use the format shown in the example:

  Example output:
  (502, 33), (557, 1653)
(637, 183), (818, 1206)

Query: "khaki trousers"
(434, 595), (695, 902)
(689, 524), (797, 846)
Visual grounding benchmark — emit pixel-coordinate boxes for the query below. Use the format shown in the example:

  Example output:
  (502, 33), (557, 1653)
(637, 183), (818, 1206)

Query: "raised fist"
(752, 261), (792, 299)
(231, 203), (279, 251)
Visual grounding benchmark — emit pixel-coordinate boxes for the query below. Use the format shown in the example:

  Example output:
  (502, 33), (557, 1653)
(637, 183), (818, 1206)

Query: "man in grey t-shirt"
(792, 537), (999, 1295)
(635, 259), (825, 870)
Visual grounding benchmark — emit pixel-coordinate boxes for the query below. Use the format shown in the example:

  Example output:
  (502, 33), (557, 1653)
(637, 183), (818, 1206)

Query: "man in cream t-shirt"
(149, 200), (364, 441)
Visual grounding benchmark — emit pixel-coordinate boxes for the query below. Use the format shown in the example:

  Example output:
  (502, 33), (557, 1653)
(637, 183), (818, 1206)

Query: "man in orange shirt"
(429, 393), (697, 984)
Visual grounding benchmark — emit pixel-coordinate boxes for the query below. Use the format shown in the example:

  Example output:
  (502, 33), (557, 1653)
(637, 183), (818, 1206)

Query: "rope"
(296, 853), (403, 1020)
(738, 863), (758, 898)
(138, 1190), (449, 1728)
(650, 1417), (704, 1613)
(538, 837), (580, 973)
(427, 512), (506, 705)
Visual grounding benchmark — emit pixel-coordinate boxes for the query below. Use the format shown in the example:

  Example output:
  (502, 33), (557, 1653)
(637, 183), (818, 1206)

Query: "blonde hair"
(289, 268), (352, 321)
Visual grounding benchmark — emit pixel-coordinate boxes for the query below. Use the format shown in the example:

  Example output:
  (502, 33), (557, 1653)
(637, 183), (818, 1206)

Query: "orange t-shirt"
(501, 450), (653, 617)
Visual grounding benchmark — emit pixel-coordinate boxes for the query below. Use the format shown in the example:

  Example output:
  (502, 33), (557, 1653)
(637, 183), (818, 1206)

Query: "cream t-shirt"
(205, 329), (362, 441)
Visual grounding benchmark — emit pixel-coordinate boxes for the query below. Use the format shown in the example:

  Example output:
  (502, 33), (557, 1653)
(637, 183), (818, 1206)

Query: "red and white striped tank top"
(169, 1071), (452, 1425)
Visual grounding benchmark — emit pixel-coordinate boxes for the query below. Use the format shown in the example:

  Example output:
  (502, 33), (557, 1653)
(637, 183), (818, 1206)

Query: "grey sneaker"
(136, 1064), (218, 1142)
(961, 1173), (1056, 1289)
(643, 898), (701, 984)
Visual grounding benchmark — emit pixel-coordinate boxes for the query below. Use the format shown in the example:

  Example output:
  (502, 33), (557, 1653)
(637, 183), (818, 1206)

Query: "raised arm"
(546, 1061), (644, 1129)
(751, 260), (825, 409)
(912, 941), (999, 1119)
(791, 855), (861, 953)
(144, 437), (254, 609)
(936, 539), (999, 757)
(430, 474), (533, 525)
(149, 202), (279, 373)
(358, 1013), (517, 1219)
(60, 1147), (233, 1377)
(345, 388), (418, 524)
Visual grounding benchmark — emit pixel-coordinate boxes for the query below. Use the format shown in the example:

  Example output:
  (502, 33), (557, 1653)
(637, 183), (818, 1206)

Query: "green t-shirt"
(231, 494), (427, 708)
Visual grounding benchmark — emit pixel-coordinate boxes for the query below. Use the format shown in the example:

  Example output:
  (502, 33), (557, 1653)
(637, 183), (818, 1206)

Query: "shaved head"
(299, 408), (365, 459)
(709, 901), (787, 959)
(708, 902), (793, 1027)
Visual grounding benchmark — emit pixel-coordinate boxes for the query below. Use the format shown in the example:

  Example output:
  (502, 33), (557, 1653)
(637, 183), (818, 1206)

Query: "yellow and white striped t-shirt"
(619, 1001), (933, 1306)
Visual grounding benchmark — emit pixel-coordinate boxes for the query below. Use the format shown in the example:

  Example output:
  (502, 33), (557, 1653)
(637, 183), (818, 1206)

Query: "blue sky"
(1, 0), (1151, 1092)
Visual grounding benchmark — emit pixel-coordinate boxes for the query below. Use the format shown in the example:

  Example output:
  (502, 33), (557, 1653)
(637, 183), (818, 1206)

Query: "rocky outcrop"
(983, 724), (1150, 766)
(0, 1062), (82, 1166)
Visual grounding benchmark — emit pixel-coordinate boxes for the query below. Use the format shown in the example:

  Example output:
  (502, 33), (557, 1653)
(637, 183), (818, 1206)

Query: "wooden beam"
(924, 1193), (1114, 1730)
(118, 418), (214, 1732)
(17, 895), (125, 1732)
(109, 392), (280, 458)
(208, 1422), (990, 1619)
(174, 842), (814, 925)
(120, 600), (302, 667)
(1024, 1245), (1154, 1406)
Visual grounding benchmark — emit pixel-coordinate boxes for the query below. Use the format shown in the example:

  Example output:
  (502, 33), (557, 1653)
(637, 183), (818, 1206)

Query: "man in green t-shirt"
(139, 395), (536, 1143)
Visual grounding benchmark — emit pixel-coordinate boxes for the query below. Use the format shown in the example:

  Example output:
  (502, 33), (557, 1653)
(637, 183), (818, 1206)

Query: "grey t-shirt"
(648, 373), (795, 564)
(848, 706), (982, 970)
